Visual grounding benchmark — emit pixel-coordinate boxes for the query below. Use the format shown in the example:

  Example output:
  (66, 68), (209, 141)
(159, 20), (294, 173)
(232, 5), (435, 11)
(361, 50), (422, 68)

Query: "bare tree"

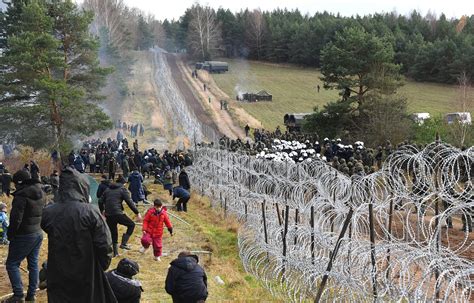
(245, 9), (267, 59)
(150, 20), (166, 48)
(425, 10), (437, 35)
(188, 4), (222, 60)
(83, 0), (132, 50)
(456, 15), (467, 33)
(449, 72), (473, 146)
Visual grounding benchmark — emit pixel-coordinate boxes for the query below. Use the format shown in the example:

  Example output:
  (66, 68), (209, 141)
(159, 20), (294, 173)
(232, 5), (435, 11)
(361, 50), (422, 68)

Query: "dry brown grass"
(2, 145), (57, 177)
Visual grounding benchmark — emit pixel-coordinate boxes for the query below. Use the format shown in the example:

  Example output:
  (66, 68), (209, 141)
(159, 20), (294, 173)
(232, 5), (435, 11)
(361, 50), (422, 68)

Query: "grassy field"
(212, 59), (462, 130)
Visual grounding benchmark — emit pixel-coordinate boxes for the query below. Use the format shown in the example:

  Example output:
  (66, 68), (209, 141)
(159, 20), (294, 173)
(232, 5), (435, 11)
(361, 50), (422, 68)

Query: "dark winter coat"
(128, 171), (145, 202)
(41, 167), (116, 303)
(99, 183), (139, 216)
(1, 172), (12, 192)
(49, 174), (59, 189)
(133, 154), (141, 170)
(121, 158), (130, 178)
(30, 162), (40, 181)
(7, 179), (45, 239)
(165, 255), (208, 302)
(108, 158), (117, 174)
(178, 171), (191, 190)
(105, 270), (142, 303)
(173, 187), (190, 199)
(184, 155), (193, 167)
(74, 156), (85, 173)
(97, 179), (111, 199)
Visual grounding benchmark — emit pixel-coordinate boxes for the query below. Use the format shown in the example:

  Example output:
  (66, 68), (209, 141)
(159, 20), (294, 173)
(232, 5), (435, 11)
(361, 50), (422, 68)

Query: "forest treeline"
(1, 0), (472, 151)
(163, 7), (474, 84)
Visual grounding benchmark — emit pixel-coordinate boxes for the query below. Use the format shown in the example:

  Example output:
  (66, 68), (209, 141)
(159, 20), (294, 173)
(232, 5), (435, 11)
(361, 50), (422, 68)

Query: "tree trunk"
(49, 98), (63, 148)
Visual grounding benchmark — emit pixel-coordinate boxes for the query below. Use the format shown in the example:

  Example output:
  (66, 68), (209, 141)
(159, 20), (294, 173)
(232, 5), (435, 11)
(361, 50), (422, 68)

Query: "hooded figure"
(178, 168), (191, 190)
(165, 251), (208, 303)
(97, 175), (111, 199)
(5, 170), (45, 302)
(106, 258), (142, 303)
(29, 161), (40, 181)
(128, 170), (145, 203)
(41, 167), (117, 303)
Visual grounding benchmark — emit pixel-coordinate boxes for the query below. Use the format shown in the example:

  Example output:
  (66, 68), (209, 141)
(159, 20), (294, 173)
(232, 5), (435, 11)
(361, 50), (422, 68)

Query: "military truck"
(238, 90), (272, 102)
(195, 61), (229, 73)
(284, 113), (312, 132)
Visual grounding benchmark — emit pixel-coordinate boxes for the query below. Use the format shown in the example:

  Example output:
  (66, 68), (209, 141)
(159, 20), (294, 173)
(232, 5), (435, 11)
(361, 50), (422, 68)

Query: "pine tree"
(0, 0), (112, 150)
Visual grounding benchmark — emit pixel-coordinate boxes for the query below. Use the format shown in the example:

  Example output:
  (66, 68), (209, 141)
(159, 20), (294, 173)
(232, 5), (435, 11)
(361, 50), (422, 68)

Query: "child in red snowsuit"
(140, 199), (173, 261)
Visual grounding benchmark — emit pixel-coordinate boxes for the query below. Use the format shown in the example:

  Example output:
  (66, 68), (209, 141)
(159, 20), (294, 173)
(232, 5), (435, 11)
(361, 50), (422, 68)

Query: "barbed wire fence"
(188, 142), (473, 302)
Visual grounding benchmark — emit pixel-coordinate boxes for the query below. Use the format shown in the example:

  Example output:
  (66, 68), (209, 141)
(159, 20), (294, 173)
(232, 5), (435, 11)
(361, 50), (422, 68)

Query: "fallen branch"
(168, 212), (191, 226)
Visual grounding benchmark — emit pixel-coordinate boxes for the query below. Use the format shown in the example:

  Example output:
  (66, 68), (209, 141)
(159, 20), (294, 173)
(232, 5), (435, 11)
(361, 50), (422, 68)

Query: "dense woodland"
(0, 1), (472, 150)
(163, 8), (474, 85)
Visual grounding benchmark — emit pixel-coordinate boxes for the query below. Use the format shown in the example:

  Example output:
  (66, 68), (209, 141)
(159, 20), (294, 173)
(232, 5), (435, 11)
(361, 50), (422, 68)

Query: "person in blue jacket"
(128, 170), (145, 204)
(0, 202), (9, 245)
(172, 186), (190, 212)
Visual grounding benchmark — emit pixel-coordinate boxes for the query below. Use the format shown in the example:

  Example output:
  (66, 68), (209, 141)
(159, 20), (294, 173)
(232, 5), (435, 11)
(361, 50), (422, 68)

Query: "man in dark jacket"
(5, 170), (45, 303)
(165, 251), (208, 303)
(178, 167), (191, 191)
(108, 156), (117, 181)
(121, 156), (130, 181)
(128, 170), (145, 204)
(41, 167), (117, 303)
(97, 175), (111, 199)
(49, 170), (60, 203)
(172, 186), (190, 212)
(1, 169), (13, 197)
(29, 161), (40, 181)
(106, 258), (143, 303)
(73, 154), (85, 173)
(99, 176), (142, 256)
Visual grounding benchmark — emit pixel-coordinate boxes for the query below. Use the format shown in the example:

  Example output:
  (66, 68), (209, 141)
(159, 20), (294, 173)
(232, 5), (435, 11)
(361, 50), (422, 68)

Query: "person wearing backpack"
(163, 166), (173, 196)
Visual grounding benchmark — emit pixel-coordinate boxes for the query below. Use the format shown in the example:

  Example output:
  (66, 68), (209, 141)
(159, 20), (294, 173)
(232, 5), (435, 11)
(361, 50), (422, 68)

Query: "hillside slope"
(212, 59), (464, 129)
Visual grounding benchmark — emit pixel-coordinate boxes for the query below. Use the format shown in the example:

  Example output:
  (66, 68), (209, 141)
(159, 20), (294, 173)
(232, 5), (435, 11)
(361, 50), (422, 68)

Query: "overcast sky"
(94, 0), (472, 21)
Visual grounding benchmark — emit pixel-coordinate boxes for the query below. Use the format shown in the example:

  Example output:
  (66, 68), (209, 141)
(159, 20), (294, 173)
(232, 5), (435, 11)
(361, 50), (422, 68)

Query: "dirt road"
(165, 53), (221, 141)
(175, 57), (250, 140)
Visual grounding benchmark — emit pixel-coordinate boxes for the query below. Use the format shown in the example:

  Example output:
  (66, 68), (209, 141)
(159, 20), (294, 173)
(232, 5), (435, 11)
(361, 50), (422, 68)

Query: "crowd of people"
(115, 120), (145, 138)
(0, 136), (208, 303)
(217, 129), (400, 176)
(0, 122), (471, 302)
(214, 128), (473, 232)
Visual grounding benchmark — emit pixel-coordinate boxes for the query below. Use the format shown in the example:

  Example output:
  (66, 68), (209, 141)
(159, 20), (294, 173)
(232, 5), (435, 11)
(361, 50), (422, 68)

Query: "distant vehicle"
(445, 112), (472, 125)
(195, 61), (228, 73)
(411, 113), (431, 125)
(237, 90), (272, 102)
(284, 113), (312, 132)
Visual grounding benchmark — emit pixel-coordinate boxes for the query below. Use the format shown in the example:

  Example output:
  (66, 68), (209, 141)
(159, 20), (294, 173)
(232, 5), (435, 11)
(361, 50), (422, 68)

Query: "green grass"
(213, 59), (462, 129)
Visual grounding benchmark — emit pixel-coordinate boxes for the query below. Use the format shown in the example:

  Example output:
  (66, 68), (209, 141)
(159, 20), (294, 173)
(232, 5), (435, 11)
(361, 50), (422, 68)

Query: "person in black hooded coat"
(41, 167), (117, 303)
(165, 251), (208, 303)
(178, 167), (190, 191)
(97, 175), (111, 199)
(106, 258), (143, 303)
